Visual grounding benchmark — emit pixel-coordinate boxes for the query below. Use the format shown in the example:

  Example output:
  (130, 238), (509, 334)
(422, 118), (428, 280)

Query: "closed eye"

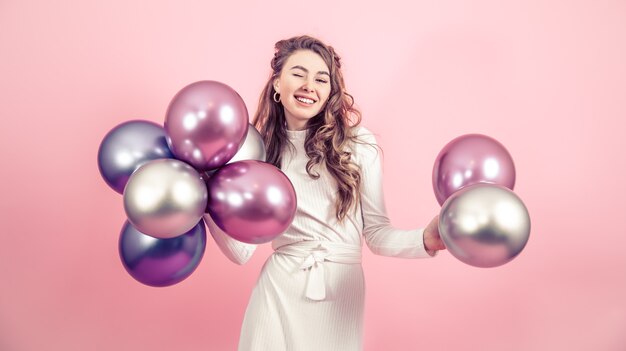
(316, 79), (328, 83)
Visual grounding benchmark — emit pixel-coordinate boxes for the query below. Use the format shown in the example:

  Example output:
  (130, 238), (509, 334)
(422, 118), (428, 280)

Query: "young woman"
(205, 35), (445, 351)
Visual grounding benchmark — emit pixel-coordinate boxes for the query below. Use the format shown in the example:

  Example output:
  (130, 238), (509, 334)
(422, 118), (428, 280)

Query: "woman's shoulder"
(349, 125), (381, 163)
(351, 125), (378, 144)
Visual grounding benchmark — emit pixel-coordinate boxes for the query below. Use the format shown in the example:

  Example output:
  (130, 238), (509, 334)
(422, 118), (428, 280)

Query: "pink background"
(1, 0), (625, 350)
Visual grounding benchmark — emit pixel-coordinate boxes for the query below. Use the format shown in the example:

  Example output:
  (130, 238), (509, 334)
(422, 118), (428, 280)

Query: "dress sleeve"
(355, 127), (436, 258)
(203, 214), (257, 265)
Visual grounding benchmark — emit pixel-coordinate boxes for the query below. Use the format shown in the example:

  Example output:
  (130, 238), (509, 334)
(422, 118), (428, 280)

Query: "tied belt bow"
(275, 241), (362, 301)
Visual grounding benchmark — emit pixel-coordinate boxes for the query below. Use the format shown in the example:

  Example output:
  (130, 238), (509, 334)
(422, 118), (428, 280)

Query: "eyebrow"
(290, 65), (330, 77)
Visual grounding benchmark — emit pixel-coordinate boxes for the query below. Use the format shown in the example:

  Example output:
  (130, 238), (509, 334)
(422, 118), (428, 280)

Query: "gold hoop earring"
(273, 92), (281, 103)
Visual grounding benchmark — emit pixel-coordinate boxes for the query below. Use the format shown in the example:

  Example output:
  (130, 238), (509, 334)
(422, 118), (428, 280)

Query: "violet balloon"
(97, 120), (174, 194)
(119, 220), (206, 287)
(433, 134), (516, 206)
(165, 80), (249, 171)
(439, 184), (530, 268)
(206, 160), (297, 244)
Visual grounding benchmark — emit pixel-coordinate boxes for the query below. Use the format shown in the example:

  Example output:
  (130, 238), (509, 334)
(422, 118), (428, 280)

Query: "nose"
(302, 78), (315, 93)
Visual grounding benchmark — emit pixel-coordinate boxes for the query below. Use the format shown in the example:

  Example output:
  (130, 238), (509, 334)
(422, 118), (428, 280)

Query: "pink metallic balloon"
(206, 160), (297, 244)
(439, 183), (530, 268)
(165, 81), (249, 171)
(433, 134), (515, 206)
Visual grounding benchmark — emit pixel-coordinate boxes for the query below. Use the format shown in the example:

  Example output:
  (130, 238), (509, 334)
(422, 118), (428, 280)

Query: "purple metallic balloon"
(97, 120), (174, 194)
(433, 134), (516, 206)
(119, 220), (206, 287)
(206, 160), (297, 244)
(164, 81), (249, 171)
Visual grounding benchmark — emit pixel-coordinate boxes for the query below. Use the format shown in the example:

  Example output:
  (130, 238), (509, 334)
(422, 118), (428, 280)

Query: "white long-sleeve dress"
(205, 126), (435, 351)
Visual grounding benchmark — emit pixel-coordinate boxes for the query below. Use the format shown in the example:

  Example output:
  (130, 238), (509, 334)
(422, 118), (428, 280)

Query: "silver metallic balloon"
(226, 124), (267, 164)
(123, 159), (208, 239)
(439, 184), (530, 268)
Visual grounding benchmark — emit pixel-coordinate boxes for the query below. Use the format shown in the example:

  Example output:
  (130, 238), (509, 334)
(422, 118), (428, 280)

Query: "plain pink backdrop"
(1, 0), (625, 350)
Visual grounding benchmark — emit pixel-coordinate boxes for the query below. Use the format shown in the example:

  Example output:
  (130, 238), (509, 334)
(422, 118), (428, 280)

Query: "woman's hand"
(424, 215), (446, 255)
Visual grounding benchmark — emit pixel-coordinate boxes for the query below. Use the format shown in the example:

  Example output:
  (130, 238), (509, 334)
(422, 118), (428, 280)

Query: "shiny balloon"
(199, 171), (213, 214)
(198, 121), (265, 210)
(433, 134), (516, 206)
(165, 80), (249, 171)
(439, 184), (530, 268)
(123, 159), (208, 239)
(206, 160), (297, 244)
(97, 120), (174, 194)
(119, 220), (206, 287)
(226, 124), (267, 164)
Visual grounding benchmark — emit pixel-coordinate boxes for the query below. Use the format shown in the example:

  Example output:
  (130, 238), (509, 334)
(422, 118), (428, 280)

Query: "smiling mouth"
(295, 96), (316, 105)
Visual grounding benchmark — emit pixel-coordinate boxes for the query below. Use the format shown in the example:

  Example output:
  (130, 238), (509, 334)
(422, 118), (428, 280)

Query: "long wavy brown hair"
(252, 35), (367, 222)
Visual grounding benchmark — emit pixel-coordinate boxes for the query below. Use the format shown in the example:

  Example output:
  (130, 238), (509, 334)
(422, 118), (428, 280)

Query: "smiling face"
(273, 50), (332, 131)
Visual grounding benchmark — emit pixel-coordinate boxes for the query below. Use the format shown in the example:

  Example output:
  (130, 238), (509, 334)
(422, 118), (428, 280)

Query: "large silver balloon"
(439, 184), (530, 268)
(226, 124), (266, 164)
(123, 159), (208, 239)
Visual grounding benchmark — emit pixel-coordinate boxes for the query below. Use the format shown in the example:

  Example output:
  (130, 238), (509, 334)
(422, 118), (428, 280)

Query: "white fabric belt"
(274, 241), (362, 301)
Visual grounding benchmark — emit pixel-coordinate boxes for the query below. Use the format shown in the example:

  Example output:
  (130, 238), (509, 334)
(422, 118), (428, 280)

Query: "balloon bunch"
(98, 81), (297, 286)
(433, 134), (531, 268)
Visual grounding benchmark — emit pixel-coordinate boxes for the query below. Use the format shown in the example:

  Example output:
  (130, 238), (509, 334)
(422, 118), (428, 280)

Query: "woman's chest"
(281, 150), (338, 208)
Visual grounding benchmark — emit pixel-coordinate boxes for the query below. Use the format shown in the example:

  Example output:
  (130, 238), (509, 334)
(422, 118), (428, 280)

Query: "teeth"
(296, 96), (314, 104)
